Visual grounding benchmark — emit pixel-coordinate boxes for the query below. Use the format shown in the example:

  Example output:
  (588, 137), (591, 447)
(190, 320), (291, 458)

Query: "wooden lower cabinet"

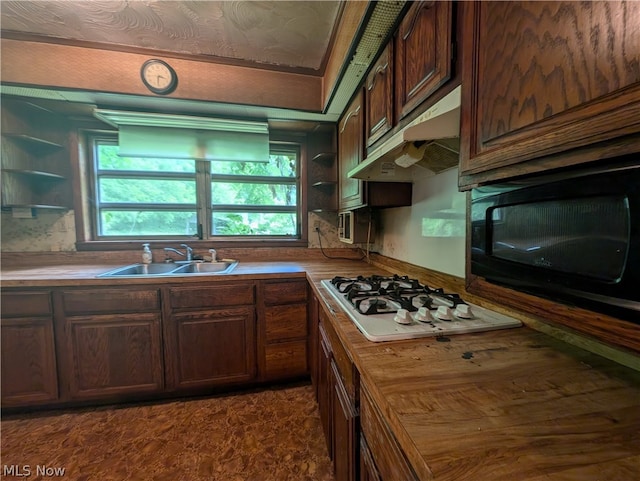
(165, 283), (257, 391)
(315, 302), (359, 481)
(318, 322), (334, 458)
(360, 384), (419, 481)
(168, 307), (256, 389)
(332, 360), (358, 481)
(259, 279), (309, 381)
(1, 290), (58, 407)
(62, 313), (164, 400)
(360, 435), (382, 481)
(56, 287), (164, 401)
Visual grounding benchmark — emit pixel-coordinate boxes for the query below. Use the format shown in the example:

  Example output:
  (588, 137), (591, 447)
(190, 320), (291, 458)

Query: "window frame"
(74, 130), (308, 250)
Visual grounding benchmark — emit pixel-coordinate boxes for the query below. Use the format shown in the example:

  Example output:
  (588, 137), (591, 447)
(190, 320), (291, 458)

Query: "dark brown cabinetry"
(459, 1), (640, 188)
(258, 279), (309, 381)
(57, 288), (164, 401)
(395, 0), (453, 122)
(314, 300), (359, 481)
(165, 283), (256, 390)
(0, 96), (72, 210)
(1, 291), (59, 407)
(360, 384), (420, 481)
(339, 90), (366, 210)
(366, 43), (394, 146)
(338, 90), (412, 214)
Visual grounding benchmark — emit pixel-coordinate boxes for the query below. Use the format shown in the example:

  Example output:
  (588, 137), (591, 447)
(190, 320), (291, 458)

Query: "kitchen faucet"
(163, 243), (193, 262)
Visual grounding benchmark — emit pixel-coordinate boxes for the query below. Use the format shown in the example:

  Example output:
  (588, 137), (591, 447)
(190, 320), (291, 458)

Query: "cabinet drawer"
(264, 339), (308, 379)
(320, 309), (356, 402)
(360, 385), (420, 481)
(262, 280), (307, 305)
(169, 283), (254, 309)
(1, 291), (51, 317)
(61, 288), (160, 315)
(265, 304), (308, 342)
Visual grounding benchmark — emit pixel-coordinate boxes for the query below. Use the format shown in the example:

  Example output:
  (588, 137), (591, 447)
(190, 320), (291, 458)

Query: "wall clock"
(140, 59), (177, 95)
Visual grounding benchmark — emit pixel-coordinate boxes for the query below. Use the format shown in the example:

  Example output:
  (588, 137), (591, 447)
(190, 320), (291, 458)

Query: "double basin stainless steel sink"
(98, 260), (239, 278)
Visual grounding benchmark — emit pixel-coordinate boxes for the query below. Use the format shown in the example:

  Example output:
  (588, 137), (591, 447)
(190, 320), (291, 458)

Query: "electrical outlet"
(313, 221), (321, 231)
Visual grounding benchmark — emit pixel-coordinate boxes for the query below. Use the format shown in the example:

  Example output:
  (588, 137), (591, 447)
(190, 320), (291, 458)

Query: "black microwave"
(471, 158), (640, 323)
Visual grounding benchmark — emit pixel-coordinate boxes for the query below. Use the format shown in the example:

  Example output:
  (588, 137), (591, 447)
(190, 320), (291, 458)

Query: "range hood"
(348, 86), (461, 182)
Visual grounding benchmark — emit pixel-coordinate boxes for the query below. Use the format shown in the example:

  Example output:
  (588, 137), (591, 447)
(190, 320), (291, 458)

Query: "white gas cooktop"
(321, 277), (522, 342)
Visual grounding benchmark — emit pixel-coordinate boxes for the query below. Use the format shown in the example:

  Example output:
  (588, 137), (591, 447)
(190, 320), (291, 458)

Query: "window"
(90, 134), (303, 242)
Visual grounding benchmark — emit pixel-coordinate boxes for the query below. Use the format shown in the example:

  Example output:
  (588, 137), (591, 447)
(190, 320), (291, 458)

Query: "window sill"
(76, 238), (309, 251)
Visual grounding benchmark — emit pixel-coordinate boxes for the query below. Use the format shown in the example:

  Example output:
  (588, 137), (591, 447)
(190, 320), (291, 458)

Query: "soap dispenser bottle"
(142, 243), (153, 264)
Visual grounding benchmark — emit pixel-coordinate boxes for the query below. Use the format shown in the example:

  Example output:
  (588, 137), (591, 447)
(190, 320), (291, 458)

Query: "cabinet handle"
(402, 0), (435, 41)
(367, 62), (389, 91)
(339, 105), (361, 133)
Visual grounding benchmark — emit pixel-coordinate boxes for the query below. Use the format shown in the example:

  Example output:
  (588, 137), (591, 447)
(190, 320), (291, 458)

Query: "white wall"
(375, 167), (466, 277)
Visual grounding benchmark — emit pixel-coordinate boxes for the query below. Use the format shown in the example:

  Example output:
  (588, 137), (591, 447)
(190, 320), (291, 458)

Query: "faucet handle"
(180, 243), (193, 261)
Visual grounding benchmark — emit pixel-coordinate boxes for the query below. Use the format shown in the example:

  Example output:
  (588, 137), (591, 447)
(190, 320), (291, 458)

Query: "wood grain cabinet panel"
(366, 43), (394, 146)
(1, 290), (58, 407)
(360, 435), (382, 481)
(165, 283), (257, 391)
(169, 283), (255, 309)
(395, 0), (453, 121)
(1, 316), (58, 407)
(61, 288), (160, 314)
(360, 385), (420, 481)
(339, 89), (366, 210)
(259, 279), (309, 381)
(459, 1), (640, 188)
(64, 313), (164, 400)
(332, 360), (358, 481)
(169, 307), (256, 389)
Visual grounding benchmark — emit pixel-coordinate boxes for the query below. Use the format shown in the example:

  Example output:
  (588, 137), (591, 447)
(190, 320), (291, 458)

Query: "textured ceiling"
(0, 0), (342, 72)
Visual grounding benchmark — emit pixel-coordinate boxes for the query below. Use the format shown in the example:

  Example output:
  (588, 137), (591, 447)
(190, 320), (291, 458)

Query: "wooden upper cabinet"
(459, 1), (640, 188)
(366, 44), (394, 146)
(339, 89), (366, 210)
(395, 0), (453, 122)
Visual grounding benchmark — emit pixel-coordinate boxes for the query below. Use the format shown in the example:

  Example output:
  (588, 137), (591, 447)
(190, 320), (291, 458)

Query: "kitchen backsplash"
(0, 170), (465, 274)
(0, 210), (345, 252)
(376, 167), (466, 278)
(1, 210), (76, 252)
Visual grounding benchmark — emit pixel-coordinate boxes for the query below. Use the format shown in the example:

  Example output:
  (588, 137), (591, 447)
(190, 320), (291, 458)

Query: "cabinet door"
(1, 317), (58, 406)
(366, 44), (394, 146)
(64, 313), (164, 400)
(318, 325), (333, 459)
(339, 89), (366, 210)
(459, 1), (640, 187)
(331, 360), (358, 481)
(360, 435), (382, 481)
(360, 385), (420, 481)
(395, 1), (453, 121)
(169, 307), (256, 390)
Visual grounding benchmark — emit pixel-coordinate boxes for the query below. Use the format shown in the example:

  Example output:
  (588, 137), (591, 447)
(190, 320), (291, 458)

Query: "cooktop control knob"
(434, 306), (453, 321)
(454, 304), (473, 319)
(394, 308), (412, 324)
(416, 307), (431, 322)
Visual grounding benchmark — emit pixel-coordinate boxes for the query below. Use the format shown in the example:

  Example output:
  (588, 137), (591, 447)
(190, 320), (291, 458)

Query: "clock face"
(141, 59), (177, 94)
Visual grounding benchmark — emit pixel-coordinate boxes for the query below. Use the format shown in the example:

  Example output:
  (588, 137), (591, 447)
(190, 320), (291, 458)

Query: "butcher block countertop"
(2, 259), (640, 480)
